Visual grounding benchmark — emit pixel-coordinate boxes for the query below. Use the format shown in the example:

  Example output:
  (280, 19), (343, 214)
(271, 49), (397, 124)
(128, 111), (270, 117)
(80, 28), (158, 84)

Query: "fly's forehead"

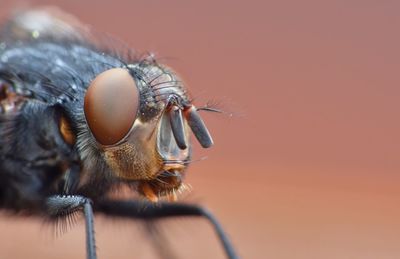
(129, 63), (189, 123)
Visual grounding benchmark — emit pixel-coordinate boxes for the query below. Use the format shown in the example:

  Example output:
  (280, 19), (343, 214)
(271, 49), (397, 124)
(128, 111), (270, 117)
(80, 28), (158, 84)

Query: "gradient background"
(0, 1), (400, 259)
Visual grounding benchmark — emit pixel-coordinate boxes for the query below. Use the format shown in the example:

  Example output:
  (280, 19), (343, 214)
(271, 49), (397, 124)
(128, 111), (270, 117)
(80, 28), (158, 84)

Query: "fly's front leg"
(46, 195), (97, 259)
(96, 200), (239, 259)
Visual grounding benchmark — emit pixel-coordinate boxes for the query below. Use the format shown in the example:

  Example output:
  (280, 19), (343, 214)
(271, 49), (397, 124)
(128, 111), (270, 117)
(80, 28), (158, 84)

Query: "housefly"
(0, 7), (238, 259)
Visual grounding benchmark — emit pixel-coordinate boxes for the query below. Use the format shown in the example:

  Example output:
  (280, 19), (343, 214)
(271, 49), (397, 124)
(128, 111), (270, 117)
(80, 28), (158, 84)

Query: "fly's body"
(0, 34), (188, 206)
(0, 8), (238, 259)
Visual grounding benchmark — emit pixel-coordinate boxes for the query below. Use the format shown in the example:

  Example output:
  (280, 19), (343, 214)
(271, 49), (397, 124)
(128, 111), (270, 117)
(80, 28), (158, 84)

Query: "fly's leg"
(95, 200), (239, 259)
(46, 195), (97, 259)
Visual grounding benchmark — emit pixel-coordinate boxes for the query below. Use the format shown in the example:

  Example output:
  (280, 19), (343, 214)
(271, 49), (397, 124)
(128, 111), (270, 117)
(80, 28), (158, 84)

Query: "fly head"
(82, 63), (214, 201)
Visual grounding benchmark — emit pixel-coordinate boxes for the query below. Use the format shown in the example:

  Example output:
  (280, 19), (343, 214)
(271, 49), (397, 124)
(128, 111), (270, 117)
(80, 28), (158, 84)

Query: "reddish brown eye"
(84, 68), (139, 145)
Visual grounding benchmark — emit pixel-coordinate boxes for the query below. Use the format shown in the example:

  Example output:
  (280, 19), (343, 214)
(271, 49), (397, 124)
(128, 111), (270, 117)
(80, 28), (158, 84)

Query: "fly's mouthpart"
(138, 170), (187, 202)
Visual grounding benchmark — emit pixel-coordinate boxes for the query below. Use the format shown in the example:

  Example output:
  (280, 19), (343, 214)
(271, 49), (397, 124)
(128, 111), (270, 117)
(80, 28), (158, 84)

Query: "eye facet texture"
(84, 68), (139, 145)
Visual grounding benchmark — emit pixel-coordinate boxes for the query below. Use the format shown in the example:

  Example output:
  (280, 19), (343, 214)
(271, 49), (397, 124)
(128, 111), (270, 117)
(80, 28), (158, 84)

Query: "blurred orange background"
(0, 1), (400, 259)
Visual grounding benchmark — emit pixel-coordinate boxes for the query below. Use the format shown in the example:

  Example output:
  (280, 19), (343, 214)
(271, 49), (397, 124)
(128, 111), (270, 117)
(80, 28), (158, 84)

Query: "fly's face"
(82, 64), (213, 201)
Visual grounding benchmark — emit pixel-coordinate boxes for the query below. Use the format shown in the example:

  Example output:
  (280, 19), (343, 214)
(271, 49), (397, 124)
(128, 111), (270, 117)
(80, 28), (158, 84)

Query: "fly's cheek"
(84, 68), (139, 145)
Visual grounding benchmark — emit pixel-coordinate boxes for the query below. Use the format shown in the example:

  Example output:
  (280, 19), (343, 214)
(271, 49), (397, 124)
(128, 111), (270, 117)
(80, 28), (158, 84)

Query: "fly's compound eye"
(84, 68), (139, 145)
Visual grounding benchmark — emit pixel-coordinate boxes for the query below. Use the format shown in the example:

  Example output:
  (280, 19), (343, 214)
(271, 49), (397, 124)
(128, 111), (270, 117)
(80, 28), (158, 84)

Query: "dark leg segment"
(95, 200), (239, 259)
(46, 195), (97, 259)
